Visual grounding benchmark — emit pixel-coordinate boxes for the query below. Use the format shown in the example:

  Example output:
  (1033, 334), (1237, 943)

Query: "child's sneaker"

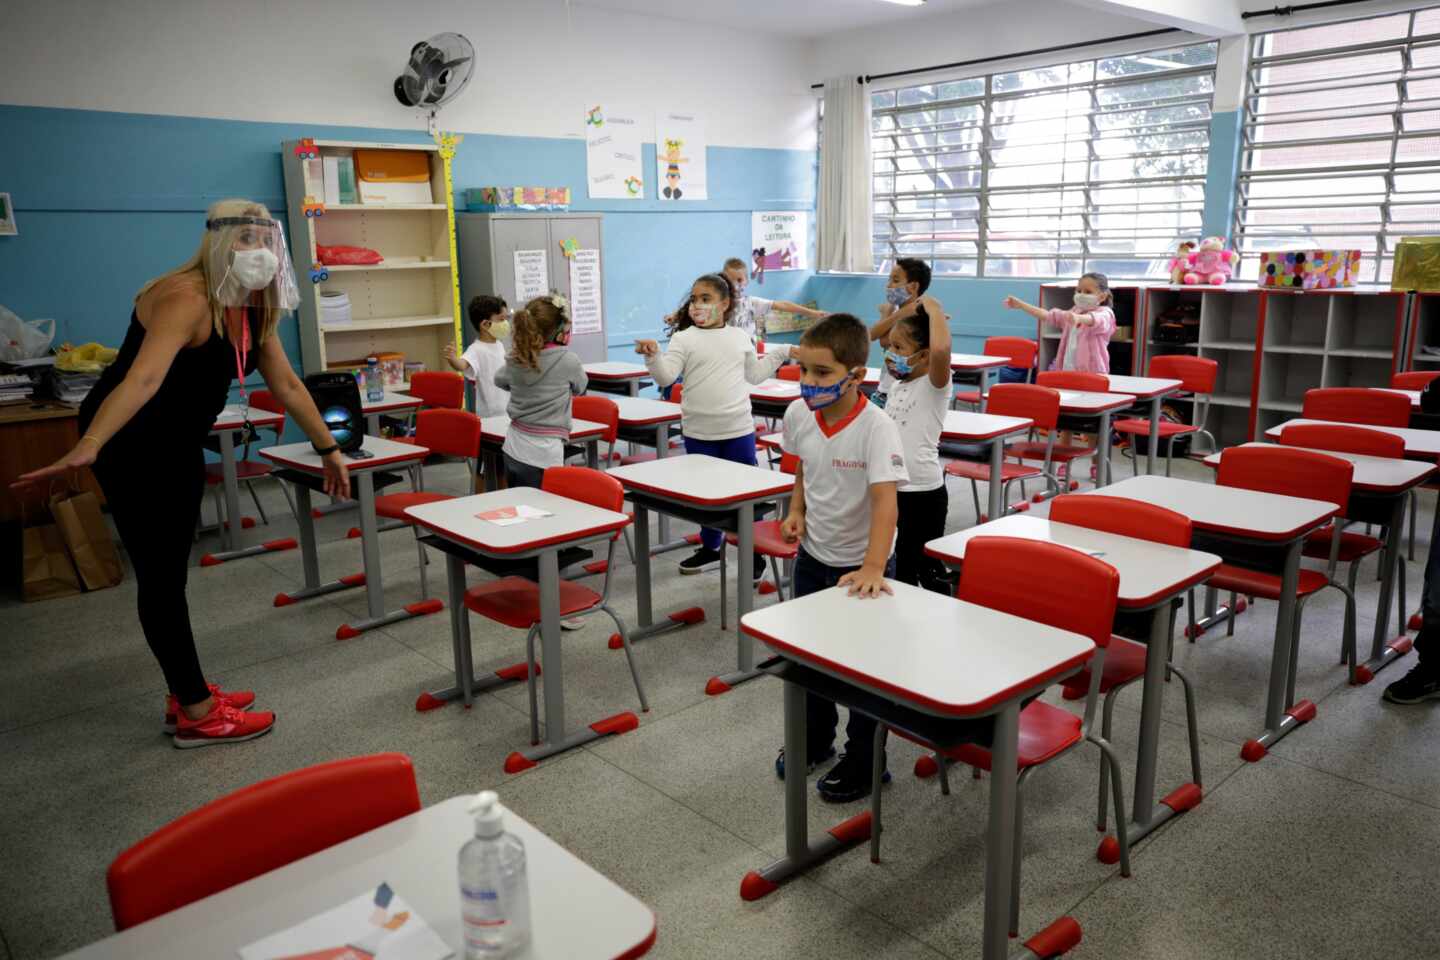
(1382, 663), (1440, 704)
(163, 683), (256, 734)
(774, 746), (836, 780)
(679, 547), (722, 575)
(173, 702), (275, 749)
(817, 752), (890, 804)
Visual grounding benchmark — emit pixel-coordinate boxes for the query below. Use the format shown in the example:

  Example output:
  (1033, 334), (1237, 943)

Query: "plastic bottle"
(459, 791), (531, 958)
(365, 356), (384, 402)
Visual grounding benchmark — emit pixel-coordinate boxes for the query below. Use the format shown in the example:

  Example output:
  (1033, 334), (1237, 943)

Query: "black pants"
(895, 485), (953, 593)
(93, 448), (211, 706)
(1417, 506), (1440, 667)
(503, 453), (547, 491)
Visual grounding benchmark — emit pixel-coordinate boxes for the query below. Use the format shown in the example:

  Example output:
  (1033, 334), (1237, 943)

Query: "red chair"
(107, 754), (419, 930)
(619, 383), (684, 465)
(407, 370), (465, 410)
(463, 467), (648, 748)
(572, 395), (620, 466)
(1049, 495), (1203, 836)
(1393, 371), (1440, 390)
(372, 409), (483, 601)
(945, 384), (1058, 520)
(1008, 371), (1107, 491)
(776, 364), (802, 381)
(878, 536), (1129, 934)
(1301, 387), (1410, 427)
(1209, 446), (1360, 698)
(955, 336), (1037, 407)
(1112, 356), (1219, 476)
(723, 452), (799, 603)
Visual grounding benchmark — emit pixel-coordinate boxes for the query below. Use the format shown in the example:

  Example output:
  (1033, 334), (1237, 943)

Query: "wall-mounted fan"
(394, 32), (475, 133)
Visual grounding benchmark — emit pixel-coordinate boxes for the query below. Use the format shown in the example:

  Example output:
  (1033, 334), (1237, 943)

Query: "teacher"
(12, 199), (350, 748)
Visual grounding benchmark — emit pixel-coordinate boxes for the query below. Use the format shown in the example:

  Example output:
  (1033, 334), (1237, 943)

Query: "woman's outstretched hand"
(10, 441), (98, 493)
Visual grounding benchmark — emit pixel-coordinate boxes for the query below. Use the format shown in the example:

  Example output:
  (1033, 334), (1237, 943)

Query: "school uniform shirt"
(782, 394), (909, 568)
(644, 325), (791, 440)
(882, 373), (952, 492)
(730, 295), (774, 341)
(460, 339), (510, 417)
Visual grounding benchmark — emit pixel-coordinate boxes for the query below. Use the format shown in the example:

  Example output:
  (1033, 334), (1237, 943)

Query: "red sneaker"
(172, 702), (275, 749)
(163, 683), (257, 734)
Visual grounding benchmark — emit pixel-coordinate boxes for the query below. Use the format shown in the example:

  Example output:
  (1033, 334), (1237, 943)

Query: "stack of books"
(0, 373), (34, 406)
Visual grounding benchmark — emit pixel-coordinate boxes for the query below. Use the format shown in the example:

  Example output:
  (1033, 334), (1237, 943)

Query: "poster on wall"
(568, 248), (603, 336)
(750, 211), (808, 282)
(655, 110), (708, 201)
(513, 249), (549, 303)
(584, 103), (647, 200)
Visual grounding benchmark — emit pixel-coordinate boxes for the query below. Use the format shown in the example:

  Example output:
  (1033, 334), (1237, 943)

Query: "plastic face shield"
(206, 215), (300, 310)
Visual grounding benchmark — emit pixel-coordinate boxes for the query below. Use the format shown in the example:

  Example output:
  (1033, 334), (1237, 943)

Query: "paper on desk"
(478, 504), (554, 526)
(237, 882), (451, 959)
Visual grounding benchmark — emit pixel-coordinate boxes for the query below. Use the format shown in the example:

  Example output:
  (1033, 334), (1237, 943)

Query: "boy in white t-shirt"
(721, 257), (827, 342)
(777, 313), (908, 804)
(444, 294), (511, 418)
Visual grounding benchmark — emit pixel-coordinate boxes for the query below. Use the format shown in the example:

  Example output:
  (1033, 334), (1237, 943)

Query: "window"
(1236, 7), (1440, 283)
(865, 41), (1217, 279)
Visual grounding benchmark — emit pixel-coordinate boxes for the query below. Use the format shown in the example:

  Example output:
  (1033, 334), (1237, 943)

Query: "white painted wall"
(0, 0), (819, 150)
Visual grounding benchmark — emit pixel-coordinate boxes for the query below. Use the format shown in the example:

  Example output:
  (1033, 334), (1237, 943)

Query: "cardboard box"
(1257, 249), (1362, 290)
(465, 186), (571, 211)
(354, 149), (433, 204)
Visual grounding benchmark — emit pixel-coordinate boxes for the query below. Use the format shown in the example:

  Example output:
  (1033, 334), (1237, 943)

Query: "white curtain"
(818, 75), (874, 274)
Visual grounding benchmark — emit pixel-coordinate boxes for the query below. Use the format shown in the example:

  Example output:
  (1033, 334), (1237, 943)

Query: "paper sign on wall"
(568, 248), (603, 336)
(656, 110), (708, 201)
(585, 103), (647, 200)
(751, 211), (808, 281)
(513, 249), (549, 303)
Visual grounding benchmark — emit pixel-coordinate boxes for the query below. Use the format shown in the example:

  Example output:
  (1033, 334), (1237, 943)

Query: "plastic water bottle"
(365, 356), (384, 402)
(459, 791), (531, 958)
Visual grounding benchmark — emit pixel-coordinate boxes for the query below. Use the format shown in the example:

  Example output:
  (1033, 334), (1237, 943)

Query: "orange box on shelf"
(354, 149), (433, 204)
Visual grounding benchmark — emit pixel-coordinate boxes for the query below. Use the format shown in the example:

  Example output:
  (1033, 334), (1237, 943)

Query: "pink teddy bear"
(1183, 236), (1237, 286)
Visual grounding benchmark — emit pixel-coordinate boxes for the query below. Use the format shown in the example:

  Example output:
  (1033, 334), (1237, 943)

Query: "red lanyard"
(230, 310), (254, 457)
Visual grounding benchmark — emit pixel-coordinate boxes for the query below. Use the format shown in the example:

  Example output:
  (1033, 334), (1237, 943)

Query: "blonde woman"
(12, 199), (348, 748)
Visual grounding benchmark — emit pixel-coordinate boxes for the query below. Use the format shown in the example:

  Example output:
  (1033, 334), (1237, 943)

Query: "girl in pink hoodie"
(1002, 271), (1116, 374)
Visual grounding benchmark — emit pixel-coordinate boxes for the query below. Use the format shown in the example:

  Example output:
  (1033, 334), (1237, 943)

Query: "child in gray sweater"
(494, 293), (588, 488)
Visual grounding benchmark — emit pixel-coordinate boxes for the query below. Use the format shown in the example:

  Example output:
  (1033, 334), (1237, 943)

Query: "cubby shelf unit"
(1405, 292), (1440, 371)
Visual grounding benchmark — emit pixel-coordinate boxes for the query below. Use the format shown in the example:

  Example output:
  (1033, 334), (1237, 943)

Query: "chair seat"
(463, 577), (602, 629)
(1061, 636), (1145, 697)
(896, 699), (1081, 770)
(954, 389), (983, 406)
(1112, 418), (1198, 438)
(373, 490), (453, 521)
(203, 461), (273, 484)
(723, 520), (798, 558)
(1007, 440), (1096, 463)
(1209, 563), (1330, 601)
(1301, 526), (1383, 563)
(945, 459), (1043, 483)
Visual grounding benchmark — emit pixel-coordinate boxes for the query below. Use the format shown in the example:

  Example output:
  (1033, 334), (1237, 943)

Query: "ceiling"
(573, 0), (1002, 38)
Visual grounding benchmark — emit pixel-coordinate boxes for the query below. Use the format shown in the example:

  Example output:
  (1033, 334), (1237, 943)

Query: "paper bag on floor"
(22, 515), (82, 601)
(49, 489), (123, 590)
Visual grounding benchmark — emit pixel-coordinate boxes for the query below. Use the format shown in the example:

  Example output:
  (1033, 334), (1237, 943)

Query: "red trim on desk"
(408, 514), (632, 556)
(949, 356), (1010, 370)
(741, 621), (1094, 718)
(616, 412), (682, 426)
(586, 369), (648, 380)
(211, 413), (284, 432)
(1108, 381), (1181, 400)
(1058, 394), (1134, 414)
(260, 446), (429, 472)
(614, 918), (658, 959)
(614, 472), (794, 507)
(363, 398), (424, 414)
(482, 425), (608, 443)
(939, 419), (1034, 442)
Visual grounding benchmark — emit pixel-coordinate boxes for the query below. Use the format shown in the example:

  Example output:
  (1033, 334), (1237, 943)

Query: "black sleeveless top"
(79, 308), (262, 459)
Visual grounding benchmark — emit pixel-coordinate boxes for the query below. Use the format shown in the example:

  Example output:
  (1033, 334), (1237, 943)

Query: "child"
(721, 257), (827, 343)
(635, 272), (794, 575)
(494, 293), (587, 490)
(868, 257), (937, 409)
(880, 292), (954, 593)
(444, 294), (511, 418)
(777, 313), (908, 803)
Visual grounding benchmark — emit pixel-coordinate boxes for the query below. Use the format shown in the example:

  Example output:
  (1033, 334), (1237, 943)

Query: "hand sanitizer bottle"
(459, 791), (531, 958)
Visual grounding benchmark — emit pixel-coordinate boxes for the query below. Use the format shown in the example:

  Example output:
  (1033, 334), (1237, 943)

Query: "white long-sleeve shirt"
(644, 326), (792, 440)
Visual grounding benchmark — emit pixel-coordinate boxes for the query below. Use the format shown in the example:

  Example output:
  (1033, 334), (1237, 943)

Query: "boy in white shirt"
(722, 257), (827, 342)
(777, 313), (908, 804)
(444, 294), (511, 418)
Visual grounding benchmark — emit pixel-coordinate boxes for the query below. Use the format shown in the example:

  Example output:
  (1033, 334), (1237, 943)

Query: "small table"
(739, 581), (1094, 960)
(480, 415), (608, 476)
(406, 488), (639, 767)
(55, 795), (655, 960)
(1204, 442), (1435, 682)
(603, 394), (686, 548)
(1055, 390), (1136, 488)
(200, 404), (293, 566)
(1263, 418), (1440, 460)
(750, 379), (800, 421)
(940, 410), (1035, 520)
(1092, 474), (1338, 760)
(584, 360), (652, 396)
(362, 390), (423, 435)
(949, 353), (1011, 402)
(262, 437), (441, 639)
(608, 454), (794, 694)
(926, 515), (1220, 852)
(1379, 387), (1422, 410)
(1104, 376), (1183, 476)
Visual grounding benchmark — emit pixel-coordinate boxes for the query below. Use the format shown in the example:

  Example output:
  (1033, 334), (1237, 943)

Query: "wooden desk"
(0, 402), (104, 524)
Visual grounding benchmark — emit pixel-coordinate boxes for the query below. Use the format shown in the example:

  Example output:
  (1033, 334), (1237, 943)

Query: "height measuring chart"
(569, 248), (603, 336)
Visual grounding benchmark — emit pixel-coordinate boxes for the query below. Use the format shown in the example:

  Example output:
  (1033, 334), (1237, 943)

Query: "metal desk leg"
(272, 483), (368, 607)
(1188, 581), (1247, 639)
(983, 702), (1021, 960)
(1243, 539), (1314, 761)
(200, 430), (297, 567)
(366, 412), (382, 435)
(1097, 410), (1114, 488)
(1360, 492), (1414, 683)
(333, 471), (443, 639)
(1146, 396), (1162, 476)
(653, 423), (674, 546)
(628, 380), (639, 397)
(988, 437), (1005, 521)
(585, 438), (598, 470)
(416, 552), (531, 711)
(630, 503), (706, 643)
(708, 502), (764, 694)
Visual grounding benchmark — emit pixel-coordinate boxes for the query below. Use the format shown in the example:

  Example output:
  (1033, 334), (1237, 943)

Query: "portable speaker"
(304, 372), (365, 454)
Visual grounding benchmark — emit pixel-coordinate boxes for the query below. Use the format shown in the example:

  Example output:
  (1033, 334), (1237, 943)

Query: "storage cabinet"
(1405, 292), (1440, 369)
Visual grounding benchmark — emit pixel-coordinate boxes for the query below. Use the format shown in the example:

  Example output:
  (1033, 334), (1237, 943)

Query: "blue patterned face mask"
(885, 285), (912, 307)
(884, 349), (918, 377)
(801, 379), (846, 410)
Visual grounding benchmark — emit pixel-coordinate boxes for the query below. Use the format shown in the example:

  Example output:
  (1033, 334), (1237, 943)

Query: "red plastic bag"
(316, 244), (384, 266)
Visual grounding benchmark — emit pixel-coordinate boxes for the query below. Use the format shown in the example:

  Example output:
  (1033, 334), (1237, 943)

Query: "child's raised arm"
(921, 297), (952, 389)
(744, 340), (793, 384)
(774, 299), (827, 319)
(638, 333), (686, 387)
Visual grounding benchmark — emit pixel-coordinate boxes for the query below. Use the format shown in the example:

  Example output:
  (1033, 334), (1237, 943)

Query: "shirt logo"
(832, 458), (867, 469)
(891, 453), (904, 468)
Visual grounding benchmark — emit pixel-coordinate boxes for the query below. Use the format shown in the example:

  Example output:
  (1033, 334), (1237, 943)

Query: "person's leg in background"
(1385, 505), (1440, 703)
(894, 486), (951, 593)
(502, 454), (546, 490)
(679, 432), (760, 574)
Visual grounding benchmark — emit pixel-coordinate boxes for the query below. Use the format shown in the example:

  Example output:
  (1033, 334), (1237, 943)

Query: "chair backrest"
(779, 451), (800, 475)
(572, 395), (620, 445)
(984, 336), (1038, 370)
(986, 383), (1061, 431)
(958, 536), (1119, 650)
(777, 364), (802, 381)
(107, 754), (419, 931)
(1280, 423), (1404, 459)
(542, 465), (625, 513)
(1037, 370), (1108, 393)
(1149, 355), (1218, 395)
(407, 370), (465, 410)
(247, 389), (285, 415)
(1301, 387), (1410, 427)
(670, 383), (684, 405)
(1216, 445), (1353, 510)
(1392, 371), (1440, 390)
(414, 408), (483, 459)
(1049, 494), (1191, 548)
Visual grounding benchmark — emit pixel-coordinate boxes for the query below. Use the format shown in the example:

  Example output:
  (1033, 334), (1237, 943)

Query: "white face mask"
(689, 302), (723, 327)
(231, 248), (279, 290)
(1073, 292), (1101, 310)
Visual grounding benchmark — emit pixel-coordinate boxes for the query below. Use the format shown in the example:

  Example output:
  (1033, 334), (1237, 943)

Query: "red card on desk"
(478, 506), (519, 522)
(477, 504), (554, 526)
